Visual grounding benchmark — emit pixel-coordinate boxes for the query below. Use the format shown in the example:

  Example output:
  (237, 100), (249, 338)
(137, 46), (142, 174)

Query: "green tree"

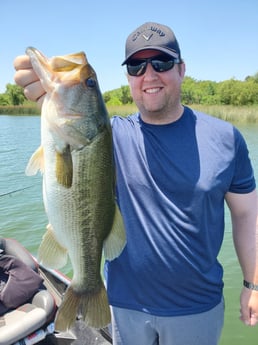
(103, 86), (133, 105)
(217, 79), (237, 105)
(197, 81), (218, 105)
(5, 84), (26, 105)
(0, 93), (10, 106)
(120, 85), (133, 104)
(217, 78), (258, 106)
(103, 90), (112, 103)
(181, 76), (197, 104)
(245, 72), (258, 83)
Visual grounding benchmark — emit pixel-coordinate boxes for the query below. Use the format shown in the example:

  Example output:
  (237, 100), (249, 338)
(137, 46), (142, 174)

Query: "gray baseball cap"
(122, 22), (181, 65)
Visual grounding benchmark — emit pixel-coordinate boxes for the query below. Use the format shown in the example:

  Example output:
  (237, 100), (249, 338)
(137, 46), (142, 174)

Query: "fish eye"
(85, 78), (96, 88)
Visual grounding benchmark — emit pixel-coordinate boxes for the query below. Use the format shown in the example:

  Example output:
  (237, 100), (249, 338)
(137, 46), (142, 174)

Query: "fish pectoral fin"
(56, 145), (73, 188)
(25, 146), (44, 175)
(103, 205), (126, 261)
(38, 224), (68, 269)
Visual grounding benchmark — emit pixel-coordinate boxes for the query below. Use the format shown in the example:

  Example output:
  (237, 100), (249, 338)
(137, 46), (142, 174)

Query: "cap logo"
(132, 25), (165, 42)
(142, 33), (153, 41)
(150, 26), (166, 37)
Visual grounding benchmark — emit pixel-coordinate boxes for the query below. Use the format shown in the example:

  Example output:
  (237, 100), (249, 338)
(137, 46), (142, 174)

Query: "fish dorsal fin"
(55, 145), (73, 188)
(25, 146), (44, 176)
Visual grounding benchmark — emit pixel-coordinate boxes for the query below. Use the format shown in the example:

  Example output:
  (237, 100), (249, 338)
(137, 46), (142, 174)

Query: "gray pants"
(111, 299), (224, 345)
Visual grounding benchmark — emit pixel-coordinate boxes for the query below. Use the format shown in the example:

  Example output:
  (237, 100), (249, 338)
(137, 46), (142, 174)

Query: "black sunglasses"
(126, 54), (181, 77)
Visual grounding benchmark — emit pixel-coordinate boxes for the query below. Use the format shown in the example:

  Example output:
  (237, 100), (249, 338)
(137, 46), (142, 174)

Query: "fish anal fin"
(25, 146), (44, 176)
(38, 224), (68, 269)
(103, 205), (126, 261)
(56, 145), (73, 188)
(54, 281), (111, 331)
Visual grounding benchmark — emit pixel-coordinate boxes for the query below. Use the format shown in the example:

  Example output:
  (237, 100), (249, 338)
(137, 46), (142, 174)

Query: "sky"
(1, 0), (258, 94)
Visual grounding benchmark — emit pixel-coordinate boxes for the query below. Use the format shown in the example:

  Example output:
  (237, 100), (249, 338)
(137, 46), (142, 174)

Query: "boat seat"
(0, 238), (37, 271)
(0, 238), (56, 345)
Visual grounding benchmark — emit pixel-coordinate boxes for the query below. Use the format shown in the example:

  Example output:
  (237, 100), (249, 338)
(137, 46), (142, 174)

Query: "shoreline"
(1, 104), (258, 123)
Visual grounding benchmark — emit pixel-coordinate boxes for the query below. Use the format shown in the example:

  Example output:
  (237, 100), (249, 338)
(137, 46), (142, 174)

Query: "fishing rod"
(0, 185), (35, 197)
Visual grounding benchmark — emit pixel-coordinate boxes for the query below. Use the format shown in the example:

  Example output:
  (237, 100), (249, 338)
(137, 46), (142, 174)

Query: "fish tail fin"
(38, 224), (68, 269)
(25, 146), (44, 175)
(103, 204), (126, 260)
(54, 281), (111, 331)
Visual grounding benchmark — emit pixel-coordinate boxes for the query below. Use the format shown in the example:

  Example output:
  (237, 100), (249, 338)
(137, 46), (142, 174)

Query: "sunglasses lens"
(151, 59), (175, 72)
(127, 55), (178, 76)
(127, 60), (147, 76)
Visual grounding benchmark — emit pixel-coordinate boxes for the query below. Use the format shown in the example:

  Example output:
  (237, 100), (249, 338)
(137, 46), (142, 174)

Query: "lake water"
(0, 115), (258, 344)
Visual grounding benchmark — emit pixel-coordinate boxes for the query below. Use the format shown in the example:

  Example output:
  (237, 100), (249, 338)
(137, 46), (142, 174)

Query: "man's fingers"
(13, 55), (31, 70)
(13, 55), (45, 105)
(24, 80), (46, 105)
(14, 69), (39, 88)
(240, 310), (258, 326)
(250, 313), (258, 326)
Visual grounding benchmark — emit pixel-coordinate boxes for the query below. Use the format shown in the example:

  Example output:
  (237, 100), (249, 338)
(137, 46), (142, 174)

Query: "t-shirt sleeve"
(229, 127), (256, 193)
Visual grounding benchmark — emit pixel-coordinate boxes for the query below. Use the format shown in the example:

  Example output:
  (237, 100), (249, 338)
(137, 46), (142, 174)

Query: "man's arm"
(226, 190), (258, 326)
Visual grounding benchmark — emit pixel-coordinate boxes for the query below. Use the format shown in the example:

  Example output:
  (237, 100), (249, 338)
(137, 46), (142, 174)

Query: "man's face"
(126, 49), (185, 123)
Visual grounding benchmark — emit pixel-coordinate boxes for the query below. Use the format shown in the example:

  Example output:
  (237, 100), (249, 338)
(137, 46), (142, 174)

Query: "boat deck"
(39, 322), (111, 345)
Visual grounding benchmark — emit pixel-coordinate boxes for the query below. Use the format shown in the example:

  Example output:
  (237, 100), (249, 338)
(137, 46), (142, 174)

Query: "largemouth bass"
(25, 47), (126, 331)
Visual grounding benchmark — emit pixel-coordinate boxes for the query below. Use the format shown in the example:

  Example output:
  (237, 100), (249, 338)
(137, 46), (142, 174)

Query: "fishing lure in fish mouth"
(25, 47), (126, 331)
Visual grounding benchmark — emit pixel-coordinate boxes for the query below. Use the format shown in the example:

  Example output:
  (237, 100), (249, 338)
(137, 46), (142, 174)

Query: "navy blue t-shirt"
(105, 106), (255, 316)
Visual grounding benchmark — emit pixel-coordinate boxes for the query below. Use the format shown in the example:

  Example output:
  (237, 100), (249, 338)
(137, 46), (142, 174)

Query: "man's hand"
(13, 55), (45, 107)
(240, 287), (258, 326)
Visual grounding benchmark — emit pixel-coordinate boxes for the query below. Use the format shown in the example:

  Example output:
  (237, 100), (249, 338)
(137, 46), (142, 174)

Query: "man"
(14, 22), (258, 345)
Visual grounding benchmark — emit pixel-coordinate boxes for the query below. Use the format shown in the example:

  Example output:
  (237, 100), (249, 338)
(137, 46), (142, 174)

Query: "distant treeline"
(103, 74), (258, 106)
(0, 72), (258, 114)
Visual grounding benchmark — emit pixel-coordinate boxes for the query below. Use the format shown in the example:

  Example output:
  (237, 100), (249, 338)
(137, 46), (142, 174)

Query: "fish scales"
(25, 47), (126, 331)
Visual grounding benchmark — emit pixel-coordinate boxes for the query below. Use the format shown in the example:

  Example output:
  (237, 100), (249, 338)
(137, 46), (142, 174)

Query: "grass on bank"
(0, 105), (41, 115)
(1, 104), (258, 123)
(107, 104), (258, 123)
(191, 104), (258, 124)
